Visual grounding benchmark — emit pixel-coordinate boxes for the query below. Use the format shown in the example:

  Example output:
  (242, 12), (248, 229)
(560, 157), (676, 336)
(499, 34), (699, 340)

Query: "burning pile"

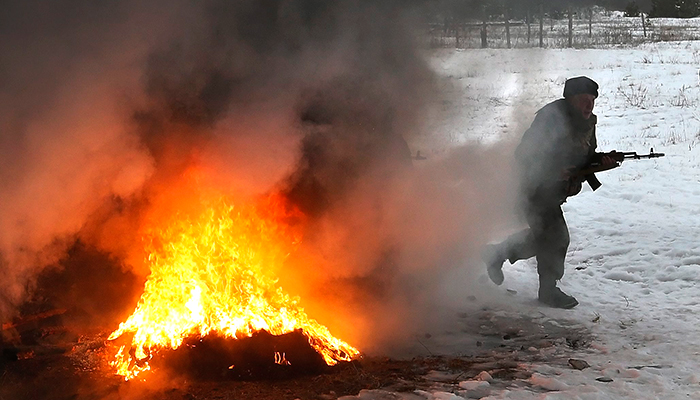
(107, 193), (358, 380)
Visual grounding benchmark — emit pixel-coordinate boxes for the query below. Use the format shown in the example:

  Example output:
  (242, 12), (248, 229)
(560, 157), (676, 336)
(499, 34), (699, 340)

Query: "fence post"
(642, 13), (647, 38)
(455, 21), (460, 48)
(481, 19), (488, 48)
(505, 7), (511, 49)
(527, 10), (531, 44)
(568, 8), (573, 47)
(589, 8), (593, 38)
(539, 3), (544, 48)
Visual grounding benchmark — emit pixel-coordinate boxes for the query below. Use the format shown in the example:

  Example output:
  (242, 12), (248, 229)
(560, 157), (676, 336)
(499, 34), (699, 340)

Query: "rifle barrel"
(623, 152), (665, 159)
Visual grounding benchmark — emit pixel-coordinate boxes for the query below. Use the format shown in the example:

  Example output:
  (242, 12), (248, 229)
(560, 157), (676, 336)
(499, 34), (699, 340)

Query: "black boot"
(538, 282), (578, 309)
(481, 244), (505, 285)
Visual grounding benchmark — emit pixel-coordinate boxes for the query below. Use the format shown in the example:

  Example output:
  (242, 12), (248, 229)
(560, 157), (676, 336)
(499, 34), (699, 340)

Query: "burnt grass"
(0, 309), (593, 400)
(0, 343), (528, 400)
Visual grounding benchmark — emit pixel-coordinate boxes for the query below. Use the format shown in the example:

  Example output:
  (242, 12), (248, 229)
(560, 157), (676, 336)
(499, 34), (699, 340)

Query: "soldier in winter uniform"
(482, 76), (615, 309)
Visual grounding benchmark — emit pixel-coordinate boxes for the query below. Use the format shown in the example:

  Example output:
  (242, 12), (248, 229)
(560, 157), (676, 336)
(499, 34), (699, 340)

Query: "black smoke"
(0, 0), (436, 330)
(0, 0), (517, 356)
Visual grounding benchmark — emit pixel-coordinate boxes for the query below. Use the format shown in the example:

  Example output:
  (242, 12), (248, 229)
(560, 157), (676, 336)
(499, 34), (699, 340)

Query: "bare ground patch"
(1, 307), (592, 400)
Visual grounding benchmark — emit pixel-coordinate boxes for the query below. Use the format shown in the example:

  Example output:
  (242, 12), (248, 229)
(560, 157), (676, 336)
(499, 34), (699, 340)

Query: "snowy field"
(343, 41), (700, 399)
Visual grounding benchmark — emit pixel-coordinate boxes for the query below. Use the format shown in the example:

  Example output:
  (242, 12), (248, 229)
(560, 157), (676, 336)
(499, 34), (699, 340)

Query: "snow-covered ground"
(343, 41), (700, 399)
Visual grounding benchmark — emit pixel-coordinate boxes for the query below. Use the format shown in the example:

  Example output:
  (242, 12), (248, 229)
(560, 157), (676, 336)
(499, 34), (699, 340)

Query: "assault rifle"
(575, 148), (665, 190)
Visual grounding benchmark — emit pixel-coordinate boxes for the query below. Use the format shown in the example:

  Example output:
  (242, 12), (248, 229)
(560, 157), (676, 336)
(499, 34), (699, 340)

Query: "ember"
(107, 191), (359, 380)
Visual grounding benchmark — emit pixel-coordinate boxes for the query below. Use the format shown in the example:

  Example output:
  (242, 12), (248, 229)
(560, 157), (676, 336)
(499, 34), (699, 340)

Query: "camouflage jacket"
(515, 98), (599, 206)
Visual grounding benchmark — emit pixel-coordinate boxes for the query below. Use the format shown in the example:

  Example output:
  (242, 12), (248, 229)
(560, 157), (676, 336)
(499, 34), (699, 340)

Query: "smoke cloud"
(0, 0), (162, 320)
(1, 0), (518, 356)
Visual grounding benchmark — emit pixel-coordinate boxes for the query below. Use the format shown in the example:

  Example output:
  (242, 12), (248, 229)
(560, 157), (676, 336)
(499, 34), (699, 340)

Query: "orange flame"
(107, 194), (358, 380)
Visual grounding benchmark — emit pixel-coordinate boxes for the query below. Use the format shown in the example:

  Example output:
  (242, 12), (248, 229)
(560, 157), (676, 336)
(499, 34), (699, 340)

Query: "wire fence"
(427, 15), (700, 49)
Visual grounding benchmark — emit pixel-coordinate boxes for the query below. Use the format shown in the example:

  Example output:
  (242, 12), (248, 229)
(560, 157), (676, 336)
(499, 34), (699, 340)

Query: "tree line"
(427, 1), (600, 22)
(426, 0), (699, 21)
(647, 0), (700, 17)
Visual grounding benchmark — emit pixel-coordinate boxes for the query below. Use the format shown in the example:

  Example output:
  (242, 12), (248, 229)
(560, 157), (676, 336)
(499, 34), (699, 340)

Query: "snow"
(342, 38), (700, 400)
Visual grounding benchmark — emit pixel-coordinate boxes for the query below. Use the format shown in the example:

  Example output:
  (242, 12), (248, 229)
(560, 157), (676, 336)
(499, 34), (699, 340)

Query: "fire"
(108, 194), (359, 380)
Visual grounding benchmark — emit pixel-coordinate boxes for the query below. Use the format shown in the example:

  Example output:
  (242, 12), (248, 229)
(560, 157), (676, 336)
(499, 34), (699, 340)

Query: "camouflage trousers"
(497, 202), (570, 285)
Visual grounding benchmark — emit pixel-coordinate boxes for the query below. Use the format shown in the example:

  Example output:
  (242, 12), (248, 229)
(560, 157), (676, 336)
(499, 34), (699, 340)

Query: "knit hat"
(563, 76), (598, 98)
